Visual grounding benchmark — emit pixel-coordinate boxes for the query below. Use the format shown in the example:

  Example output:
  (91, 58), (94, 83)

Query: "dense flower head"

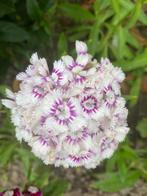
(2, 41), (129, 169)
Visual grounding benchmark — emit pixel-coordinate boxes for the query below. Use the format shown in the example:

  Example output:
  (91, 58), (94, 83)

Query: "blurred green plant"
(0, 0), (147, 194)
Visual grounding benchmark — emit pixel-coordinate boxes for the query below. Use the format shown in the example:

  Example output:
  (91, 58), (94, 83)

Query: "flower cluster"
(0, 187), (42, 196)
(2, 41), (129, 168)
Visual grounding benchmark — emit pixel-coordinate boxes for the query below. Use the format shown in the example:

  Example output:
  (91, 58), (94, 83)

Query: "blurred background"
(0, 0), (147, 195)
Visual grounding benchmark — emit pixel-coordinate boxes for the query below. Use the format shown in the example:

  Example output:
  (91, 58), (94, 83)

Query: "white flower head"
(2, 40), (129, 168)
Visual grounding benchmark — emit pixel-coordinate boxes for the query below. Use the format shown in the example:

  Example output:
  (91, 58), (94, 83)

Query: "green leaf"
(57, 32), (68, 57)
(117, 25), (125, 59)
(92, 170), (140, 192)
(59, 3), (94, 22)
(44, 179), (69, 196)
(136, 118), (147, 138)
(139, 10), (147, 25)
(125, 29), (140, 49)
(120, 50), (147, 71)
(129, 76), (142, 106)
(0, 1), (15, 18)
(17, 148), (33, 179)
(127, 0), (142, 28)
(0, 85), (8, 95)
(94, 0), (111, 14)
(119, 0), (134, 10)
(0, 21), (29, 42)
(112, 0), (133, 25)
(111, 0), (120, 14)
(88, 22), (99, 55)
(26, 0), (42, 21)
(0, 142), (17, 166)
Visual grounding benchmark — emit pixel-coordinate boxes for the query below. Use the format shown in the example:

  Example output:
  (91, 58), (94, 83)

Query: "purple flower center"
(52, 69), (63, 84)
(32, 86), (45, 99)
(65, 129), (89, 145)
(38, 135), (57, 148)
(74, 75), (86, 84)
(81, 95), (98, 113)
(39, 136), (50, 146)
(69, 150), (95, 163)
(50, 99), (77, 125)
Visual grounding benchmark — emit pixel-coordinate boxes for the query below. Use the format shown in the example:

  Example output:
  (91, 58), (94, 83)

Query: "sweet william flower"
(0, 187), (42, 196)
(2, 40), (129, 168)
(23, 186), (42, 196)
(0, 188), (21, 196)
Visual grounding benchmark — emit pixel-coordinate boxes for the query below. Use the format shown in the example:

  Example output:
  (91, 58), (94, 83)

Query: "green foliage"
(43, 178), (70, 196)
(129, 74), (142, 107)
(0, 21), (29, 42)
(26, 0), (42, 21)
(0, 1), (15, 18)
(92, 142), (147, 192)
(136, 118), (147, 138)
(92, 170), (140, 192)
(59, 3), (95, 22)
(57, 32), (68, 57)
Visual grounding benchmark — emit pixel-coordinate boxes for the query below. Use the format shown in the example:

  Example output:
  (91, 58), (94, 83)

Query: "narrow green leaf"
(17, 148), (32, 178)
(0, 21), (29, 42)
(0, 1), (15, 18)
(92, 170), (140, 192)
(111, 0), (120, 13)
(129, 76), (142, 106)
(88, 22), (99, 55)
(112, 0), (133, 25)
(127, 0), (142, 28)
(58, 32), (68, 57)
(0, 85), (8, 95)
(26, 0), (42, 21)
(44, 179), (69, 196)
(94, 0), (111, 15)
(125, 29), (140, 49)
(136, 118), (147, 138)
(139, 10), (147, 25)
(59, 3), (94, 22)
(0, 142), (17, 166)
(119, 0), (134, 10)
(117, 25), (125, 59)
(120, 51), (147, 71)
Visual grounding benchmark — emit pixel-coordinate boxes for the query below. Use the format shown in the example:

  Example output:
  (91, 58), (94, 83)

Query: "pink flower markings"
(0, 187), (42, 196)
(2, 41), (129, 168)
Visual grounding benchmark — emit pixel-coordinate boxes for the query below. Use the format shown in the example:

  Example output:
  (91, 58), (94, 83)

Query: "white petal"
(53, 60), (65, 72)
(31, 137), (50, 157)
(76, 54), (89, 67)
(38, 66), (47, 76)
(16, 127), (32, 142)
(75, 40), (88, 54)
(62, 55), (74, 68)
(69, 116), (86, 131)
(30, 52), (39, 65)
(40, 58), (49, 72)
(115, 127), (129, 142)
(59, 74), (68, 85)
(5, 89), (15, 99)
(16, 72), (27, 80)
(1, 99), (15, 109)
(112, 67), (125, 82)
